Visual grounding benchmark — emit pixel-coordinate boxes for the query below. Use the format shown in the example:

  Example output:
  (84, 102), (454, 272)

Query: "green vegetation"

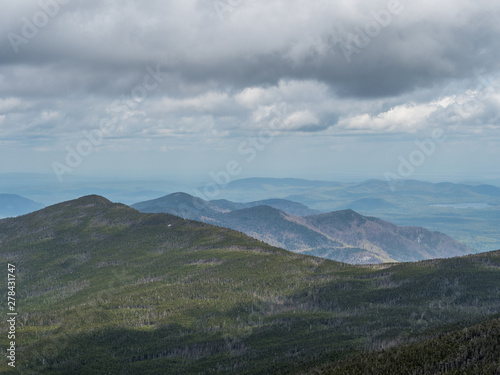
(0, 195), (499, 374)
(309, 316), (500, 374)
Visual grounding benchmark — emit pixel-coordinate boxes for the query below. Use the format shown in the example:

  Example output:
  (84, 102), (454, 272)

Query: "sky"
(1, 0), (500, 186)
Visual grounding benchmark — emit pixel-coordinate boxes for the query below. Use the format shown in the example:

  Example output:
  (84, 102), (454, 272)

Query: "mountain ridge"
(133, 193), (472, 264)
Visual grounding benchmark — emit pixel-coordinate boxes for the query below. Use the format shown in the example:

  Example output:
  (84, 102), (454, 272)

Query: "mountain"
(130, 192), (225, 224)
(211, 198), (320, 216)
(0, 196), (499, 374)
(301, 210), (472, 263)
(339, 197), (397, 211)
(250, 199), (320, 216)
(208, 177), (500, 253)
(133, 193), (471, 264)
(132, 192), (319, 218)
(217, 178), (500, 208)
(0, 193), (44, 218)
(221, 205), (343, 251)
(222, 177), (340, 190)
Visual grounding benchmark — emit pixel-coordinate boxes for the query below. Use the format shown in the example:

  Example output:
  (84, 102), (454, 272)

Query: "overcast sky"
(1, 0), (500, 185)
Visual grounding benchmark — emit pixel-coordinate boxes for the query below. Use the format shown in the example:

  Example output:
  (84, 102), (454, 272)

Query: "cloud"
(339, 102), (441, 133)
(1, 0), (499, 179)
(0, 98), (26, 113)
(337, 77), (500, 135)
(281, 110), (322, 132)
(155, 92), (231, 114)
(1, 0), (499, 98)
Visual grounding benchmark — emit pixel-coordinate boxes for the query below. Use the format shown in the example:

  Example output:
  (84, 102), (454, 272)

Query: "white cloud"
(157, 92), (230, 113)
(338, 102), (439, 133)
(0, 98), (25, 113)
(282, 110), (321, 131)
(235, 87), (275, 108)
(337, 80), (500, 134)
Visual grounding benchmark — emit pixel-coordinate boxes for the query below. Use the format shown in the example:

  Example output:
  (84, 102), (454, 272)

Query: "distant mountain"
(469, 184), (500, 196)
(221, 205), (342, 251)
(1, 195), (500, 374)
(0, 193), (44, 218)
(210, 198), (320, 216)
(214, 178), (500, 210)
(341, 197), (397, 211)
(301, 210), (471, 263)
(132, 193), (319, 217)
(222, 177), (340, 190)
(210, 177), (500, 252)
(133, 193), (472, 264)
(131, 192), (225, 224)
(356, 179), (500, 197)
(250, 199), (320, 216)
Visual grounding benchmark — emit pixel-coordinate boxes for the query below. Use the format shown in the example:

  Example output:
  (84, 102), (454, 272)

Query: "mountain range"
(217, 177), (500, 204)
(207, 177), (500, 252)
(1, 176), (499, 252)
(132, 192), (472, 264)
(0, 195), (499, 374)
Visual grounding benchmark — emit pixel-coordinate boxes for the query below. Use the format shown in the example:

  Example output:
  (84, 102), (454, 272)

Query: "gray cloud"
(2, 0), (499, 98)
(1, 0), (499, 180)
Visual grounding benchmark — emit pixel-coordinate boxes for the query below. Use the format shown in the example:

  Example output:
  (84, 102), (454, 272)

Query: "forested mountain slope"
(0, 195), (498, 374)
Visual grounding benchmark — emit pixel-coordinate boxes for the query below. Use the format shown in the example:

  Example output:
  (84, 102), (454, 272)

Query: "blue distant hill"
(0, 194), (44, 218)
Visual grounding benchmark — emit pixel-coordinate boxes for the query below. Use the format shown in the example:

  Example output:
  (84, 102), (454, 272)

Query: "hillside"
(308, 316), (500, 375)
(0, 196), (499, 374)
(133, 193), (472, 264)
(222, 205), (343, 251)
(301, 210), (471, 263)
